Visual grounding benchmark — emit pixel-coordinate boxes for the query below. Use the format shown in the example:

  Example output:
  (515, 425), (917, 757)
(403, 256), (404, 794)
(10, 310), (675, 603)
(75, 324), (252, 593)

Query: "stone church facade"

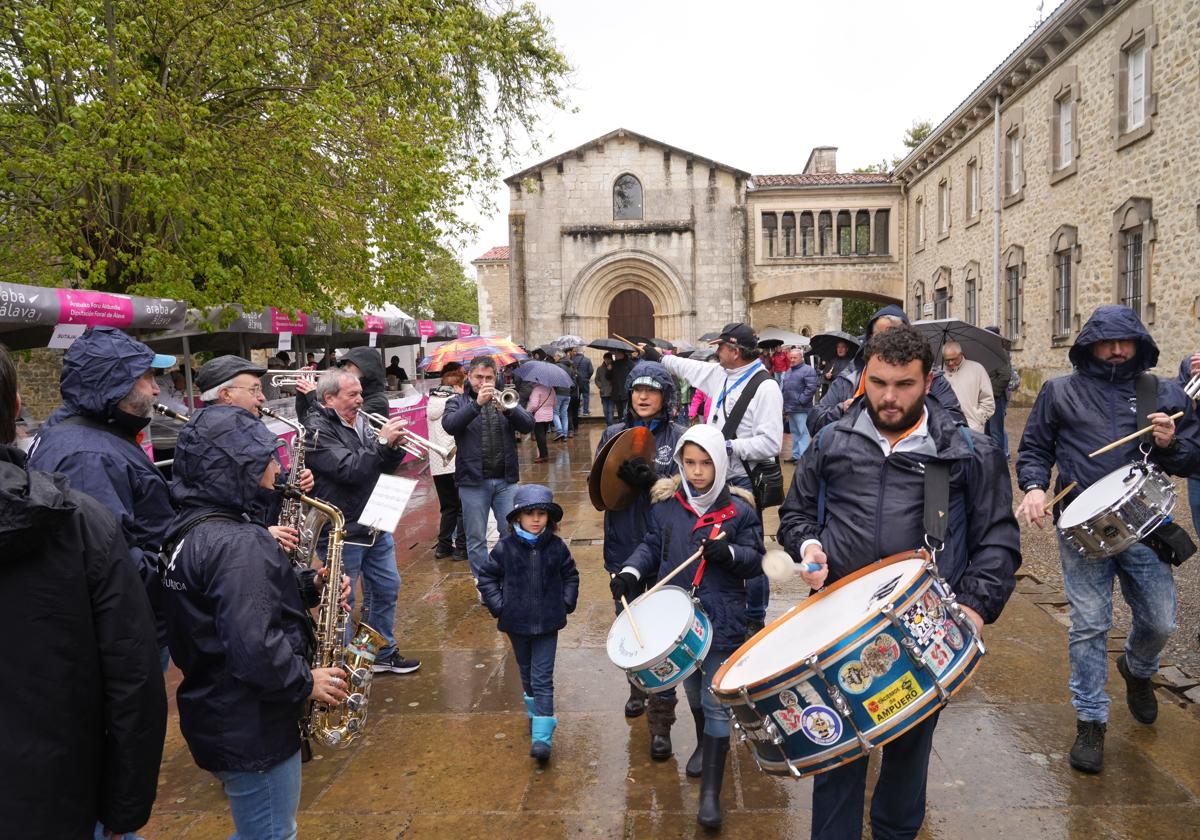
(475, 0), (1197, 390)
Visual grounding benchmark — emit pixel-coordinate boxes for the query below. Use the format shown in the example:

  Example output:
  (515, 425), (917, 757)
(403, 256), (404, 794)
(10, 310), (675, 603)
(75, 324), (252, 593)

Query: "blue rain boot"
(523, 694), (535, 733)
(531, 715), (557, 763)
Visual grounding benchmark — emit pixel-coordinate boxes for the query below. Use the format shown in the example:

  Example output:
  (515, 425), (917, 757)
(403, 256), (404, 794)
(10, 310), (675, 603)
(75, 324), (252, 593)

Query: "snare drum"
(606, 586), (713, 694)
(1057, 463), (1176, 559)
(711, 552), (982, 779)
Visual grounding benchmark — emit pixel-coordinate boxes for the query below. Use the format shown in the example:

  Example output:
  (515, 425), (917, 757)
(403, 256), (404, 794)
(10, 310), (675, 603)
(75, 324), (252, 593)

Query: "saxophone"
(284, 488), (388, 749)
(260, 406), (327, 570)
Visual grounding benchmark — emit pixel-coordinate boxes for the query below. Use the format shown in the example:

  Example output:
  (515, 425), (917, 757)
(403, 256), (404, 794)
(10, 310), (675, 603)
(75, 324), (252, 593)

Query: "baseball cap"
(707, 322), (759, 353)
(630, 375), (664, 390)
(195, 355), (268, 392)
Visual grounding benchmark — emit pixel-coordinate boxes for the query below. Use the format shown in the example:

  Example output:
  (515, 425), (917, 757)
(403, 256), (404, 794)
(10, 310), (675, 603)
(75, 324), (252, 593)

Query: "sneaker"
(434, 546), (453, 559)
(1117, 654), (1158, 724)
(1069, 719), (1105, 773)
(372, 651), (421, 675)
(452, 547), (468, 561)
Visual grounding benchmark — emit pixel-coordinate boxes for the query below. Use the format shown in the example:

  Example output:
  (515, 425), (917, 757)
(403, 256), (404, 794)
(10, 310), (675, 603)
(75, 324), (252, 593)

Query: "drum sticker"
(772, 705), (805, 736)
(941, 619), (964, 651)
(838, 660), (873, 695)
(797, 681), (823, 706)
(777, 689), (799, 707)
(867, 575), (904, 609)
(922, 639), (953, 676)
(799, 705), (843, 746)
(920, 589), (945, 621)
(863, 671), (922, 725)
(649, 659), (680, 682)
(692, 617), (706, 641)
(861, 634), (901, 677)
(901, 601), (938, 645)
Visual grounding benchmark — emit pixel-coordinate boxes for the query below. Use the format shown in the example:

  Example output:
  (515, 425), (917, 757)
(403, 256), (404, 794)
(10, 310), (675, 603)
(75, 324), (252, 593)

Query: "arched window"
(913, 281), (926, 318)
(932, 267), (951, 319)
(614, 174), (643, 220)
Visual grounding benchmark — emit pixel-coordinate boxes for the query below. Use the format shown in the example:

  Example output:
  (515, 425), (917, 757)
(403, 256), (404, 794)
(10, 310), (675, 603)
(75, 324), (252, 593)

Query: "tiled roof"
(474, 245), (510, 262)
(752, 172), (892, 188)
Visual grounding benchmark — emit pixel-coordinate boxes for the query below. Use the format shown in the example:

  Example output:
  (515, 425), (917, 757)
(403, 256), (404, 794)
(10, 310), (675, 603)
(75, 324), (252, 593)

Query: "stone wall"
(13, 348), (65, 422)
(904, 0), (1199, 400)
(473, 260), (511, 336)
(749, 298), (841, 337)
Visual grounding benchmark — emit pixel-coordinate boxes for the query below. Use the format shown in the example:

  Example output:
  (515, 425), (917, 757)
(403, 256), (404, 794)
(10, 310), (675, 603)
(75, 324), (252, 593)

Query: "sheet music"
(357, 474), (418, 533)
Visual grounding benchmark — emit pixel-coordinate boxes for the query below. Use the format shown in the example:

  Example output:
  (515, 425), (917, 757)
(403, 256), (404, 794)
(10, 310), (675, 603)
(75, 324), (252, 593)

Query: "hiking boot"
(1069, 719), (1106, 773)
(434, 545), (453, 559)
(1117, 654), (1158, 724)
(371, 651), (421, 675)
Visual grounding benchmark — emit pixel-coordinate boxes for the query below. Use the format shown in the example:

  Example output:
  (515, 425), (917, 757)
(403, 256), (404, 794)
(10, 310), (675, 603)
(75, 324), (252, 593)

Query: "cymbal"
(588, 426), (657, 512)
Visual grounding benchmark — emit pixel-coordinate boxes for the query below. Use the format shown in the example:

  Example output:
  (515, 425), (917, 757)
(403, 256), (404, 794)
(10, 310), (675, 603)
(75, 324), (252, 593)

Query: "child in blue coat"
(477, 484), (579, 762)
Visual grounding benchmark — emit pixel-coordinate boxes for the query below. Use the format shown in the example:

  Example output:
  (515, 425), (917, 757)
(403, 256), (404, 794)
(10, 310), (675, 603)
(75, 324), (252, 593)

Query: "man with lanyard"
(778, 324), (1019, 840)
(639, 322), (783, 638)
(304, 369), (422, 676)
(1016, 305), (1199, 773)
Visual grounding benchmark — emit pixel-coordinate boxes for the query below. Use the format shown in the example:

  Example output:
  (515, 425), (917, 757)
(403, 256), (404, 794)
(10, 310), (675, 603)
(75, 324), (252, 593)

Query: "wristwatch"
(1022, 483), (1045, 493)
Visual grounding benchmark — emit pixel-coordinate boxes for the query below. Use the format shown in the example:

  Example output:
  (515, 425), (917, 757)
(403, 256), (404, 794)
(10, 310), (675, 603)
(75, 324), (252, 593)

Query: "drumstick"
(1043, 481), (1077, 514)
(643, 533), (726, 598)
(611, 333), (642, 351)
(1087, 411), (1184, 458)
(610, 574), (645, 648)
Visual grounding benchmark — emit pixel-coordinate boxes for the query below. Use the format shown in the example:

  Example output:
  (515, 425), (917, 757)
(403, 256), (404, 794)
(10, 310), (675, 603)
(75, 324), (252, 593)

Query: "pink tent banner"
(417, 320), (436, 337)
(270, 308), (308, 333)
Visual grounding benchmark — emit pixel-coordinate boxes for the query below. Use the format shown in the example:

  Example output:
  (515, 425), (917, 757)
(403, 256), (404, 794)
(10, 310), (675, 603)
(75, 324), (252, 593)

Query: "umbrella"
(417, 335), (527, 372)
(514, 360), (574, 389)
(911, 319), (1013, 379)
(689, 347), (718, 361)
(758, 327), (810, 348)
(588, 337), (633, 352)
(671, 339), (698, 353)
(809, 330), (861, 360)
(554, 334), (585, 349)
(534, 343), (561, 359)
(698, 331), (721, 343)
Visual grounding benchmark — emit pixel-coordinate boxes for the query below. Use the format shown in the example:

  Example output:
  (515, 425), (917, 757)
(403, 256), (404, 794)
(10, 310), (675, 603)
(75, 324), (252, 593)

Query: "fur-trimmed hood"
(649, 473), (756, 509)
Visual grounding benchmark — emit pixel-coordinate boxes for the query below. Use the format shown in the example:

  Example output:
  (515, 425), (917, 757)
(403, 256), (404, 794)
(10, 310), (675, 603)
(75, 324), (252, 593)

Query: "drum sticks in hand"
(610, 574), (645, 648)
(643, 533), (726, 598)
(1087, 411), (1184, 458)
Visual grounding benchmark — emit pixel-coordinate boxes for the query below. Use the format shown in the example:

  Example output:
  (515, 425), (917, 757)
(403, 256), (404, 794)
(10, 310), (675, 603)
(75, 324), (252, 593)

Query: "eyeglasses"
(226, 385), (264, 395)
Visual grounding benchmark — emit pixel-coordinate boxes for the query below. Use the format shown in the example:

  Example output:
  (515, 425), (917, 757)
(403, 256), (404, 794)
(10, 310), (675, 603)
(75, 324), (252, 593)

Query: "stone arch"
(563, 250), (692, 341)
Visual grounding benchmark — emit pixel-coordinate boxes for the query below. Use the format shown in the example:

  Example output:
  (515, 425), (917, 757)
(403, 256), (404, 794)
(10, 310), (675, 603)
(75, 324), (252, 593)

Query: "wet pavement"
(145, 418), (1200, 839)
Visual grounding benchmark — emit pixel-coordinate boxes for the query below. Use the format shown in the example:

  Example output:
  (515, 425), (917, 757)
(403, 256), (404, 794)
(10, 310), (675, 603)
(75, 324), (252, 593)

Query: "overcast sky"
(458, 0), (1055, 270)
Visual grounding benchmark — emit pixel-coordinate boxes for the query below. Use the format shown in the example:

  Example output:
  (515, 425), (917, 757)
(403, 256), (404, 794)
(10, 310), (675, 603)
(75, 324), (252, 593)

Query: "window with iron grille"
(1005, 266), (1021, 339)
(1053, 250), (1072, 338)
(1121, 229), (1144, 316)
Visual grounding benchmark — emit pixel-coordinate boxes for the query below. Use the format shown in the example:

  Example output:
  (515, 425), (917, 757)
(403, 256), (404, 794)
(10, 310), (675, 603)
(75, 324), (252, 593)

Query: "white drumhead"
(1058, 467), (1139, 528)
(607, 586), (695, 669)
(717, 559), (926, 689)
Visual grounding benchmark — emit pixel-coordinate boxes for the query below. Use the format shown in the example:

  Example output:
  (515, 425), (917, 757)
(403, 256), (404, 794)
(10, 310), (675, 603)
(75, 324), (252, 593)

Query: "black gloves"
(638, 343), (663, 362)
(610, 571), (638, 601)
(617, 457), (656, 489)
(702, 539), (734, 569)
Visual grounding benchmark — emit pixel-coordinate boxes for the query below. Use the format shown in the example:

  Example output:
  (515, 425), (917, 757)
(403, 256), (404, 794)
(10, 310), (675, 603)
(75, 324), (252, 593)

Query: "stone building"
(476, 0), (1197, 390)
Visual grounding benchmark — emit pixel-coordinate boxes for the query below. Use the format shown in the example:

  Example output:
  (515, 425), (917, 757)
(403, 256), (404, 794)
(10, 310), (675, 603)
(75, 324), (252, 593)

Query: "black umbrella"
(588, 337), (635, 352)
(698, 331), (721, 343)
(627, 335), (674, 351)
(911, 319), (1013, 380)
(809, 331), (861, 360)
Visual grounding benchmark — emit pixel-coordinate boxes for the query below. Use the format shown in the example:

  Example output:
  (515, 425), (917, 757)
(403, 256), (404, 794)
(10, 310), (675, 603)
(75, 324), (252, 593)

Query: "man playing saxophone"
(160, 404), (348, 840)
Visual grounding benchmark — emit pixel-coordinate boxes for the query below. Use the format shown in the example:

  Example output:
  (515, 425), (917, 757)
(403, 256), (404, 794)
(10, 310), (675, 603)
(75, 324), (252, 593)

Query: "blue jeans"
(986, 393), (1009, 457)
(1059, 536), (1176, 722)
(552, 395), (571, 436)
(601, 396), (615, 425)
(678, 645), (735, 737)
(212, 750), (301, 840)
(460, 479), (516, 579)
(507, 631), (558, 716)
(729, 473), (768, 622)
(340, 532), (400, 657)
(811, 711), (939, 840)
(580, 386), (591, 414)
(788, 411), (811, 460)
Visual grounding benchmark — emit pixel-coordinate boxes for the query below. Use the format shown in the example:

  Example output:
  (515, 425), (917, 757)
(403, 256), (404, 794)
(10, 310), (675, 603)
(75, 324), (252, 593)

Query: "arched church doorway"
(608, 288), (655, 340)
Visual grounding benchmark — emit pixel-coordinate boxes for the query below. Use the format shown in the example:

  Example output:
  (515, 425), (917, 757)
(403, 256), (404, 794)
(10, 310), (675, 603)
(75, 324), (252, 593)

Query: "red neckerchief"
(673, 491), (733, 588)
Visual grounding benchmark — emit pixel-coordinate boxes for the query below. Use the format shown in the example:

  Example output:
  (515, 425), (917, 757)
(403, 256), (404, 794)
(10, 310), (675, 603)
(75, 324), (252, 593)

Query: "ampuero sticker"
(863, 671), (922, 725)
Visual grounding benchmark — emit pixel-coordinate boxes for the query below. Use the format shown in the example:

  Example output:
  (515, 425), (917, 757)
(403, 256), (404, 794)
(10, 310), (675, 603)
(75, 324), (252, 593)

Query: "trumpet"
(1185, 371), (1200, 401)
(153, 403), (190, 422)
(492, 386), (520, 410)
(362, 412), (455, 461)
(270, 370), (320, 387)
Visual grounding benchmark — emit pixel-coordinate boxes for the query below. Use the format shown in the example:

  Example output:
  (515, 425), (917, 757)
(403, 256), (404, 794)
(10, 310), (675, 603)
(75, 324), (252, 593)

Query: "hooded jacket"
(0, 445), (166, 838)
(778, 400), (1020, 624)
(477, 528), (580, 635)
(441, 384), (535, 486)
(161, 406), (315, 773)
(1017, 305), (1200, 507)
(624, 425), (766, 651)
(571, 352), (595, 389)
(781, 359), (820, 412)
(27, 326), (175, 641)
(596, 362), (687, 573)
(339, 346), (390, 418)
(808, 304), (965, 434)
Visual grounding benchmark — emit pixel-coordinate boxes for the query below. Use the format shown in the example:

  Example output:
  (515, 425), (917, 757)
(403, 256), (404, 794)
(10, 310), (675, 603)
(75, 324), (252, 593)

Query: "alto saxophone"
(284, 489), (388, 749)
(260, 406), (327, 570)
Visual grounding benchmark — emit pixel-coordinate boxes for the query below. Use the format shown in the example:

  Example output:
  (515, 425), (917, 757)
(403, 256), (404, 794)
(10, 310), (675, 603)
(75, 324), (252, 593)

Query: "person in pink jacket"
(526, 383), (556, 463)
(688, 388), (711, 424)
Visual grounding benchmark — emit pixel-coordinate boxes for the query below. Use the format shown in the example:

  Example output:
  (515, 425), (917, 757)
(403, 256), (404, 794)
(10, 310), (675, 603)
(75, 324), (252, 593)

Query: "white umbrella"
(554, 334), (585, 349)
(758, 327), (810, 348)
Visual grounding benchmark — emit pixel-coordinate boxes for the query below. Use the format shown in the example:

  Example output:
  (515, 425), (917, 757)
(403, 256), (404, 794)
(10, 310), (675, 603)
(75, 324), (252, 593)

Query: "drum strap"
(923, 461), (950, 547)
(1135, 373), (1158, 430)
(690, 523), (724, 591)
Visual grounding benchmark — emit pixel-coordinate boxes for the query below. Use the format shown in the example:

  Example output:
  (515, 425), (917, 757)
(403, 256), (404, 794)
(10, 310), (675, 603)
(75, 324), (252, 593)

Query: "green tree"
(388, 246), (478, 323)
(841, 298), (876, 336)
(0, 0), (568, 314)
(891, 119), (934, 167)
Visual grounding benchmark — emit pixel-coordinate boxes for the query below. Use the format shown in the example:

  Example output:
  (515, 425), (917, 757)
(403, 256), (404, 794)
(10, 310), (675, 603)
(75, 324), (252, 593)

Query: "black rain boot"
(1069, 719), (1106, 774)
(686, 706), (705, 778)
(1117, 654), (1158, 724)
(696, 734), (729, 829)
(647, 692), (677, 761)
(744, 617), (765, 643)
(624, 682), (647, 718)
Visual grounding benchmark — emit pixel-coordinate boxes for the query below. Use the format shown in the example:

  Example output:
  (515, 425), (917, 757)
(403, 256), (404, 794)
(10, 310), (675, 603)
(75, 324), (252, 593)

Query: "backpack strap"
(923, 461), (951, 548)
(720, 369), (772, 441)
(1136, 372), (1158, 429)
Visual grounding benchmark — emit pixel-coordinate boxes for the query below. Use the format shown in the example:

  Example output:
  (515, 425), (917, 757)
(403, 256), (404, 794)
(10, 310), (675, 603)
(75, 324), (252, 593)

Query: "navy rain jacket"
(161, 406), (315, 773)
(626, 479), (765, 652)
(596, 361), (686, 573)
(441, 385), (535, 486)
(1017, 305), (1200, 507)
(477, 530), (580, 635)
(781, 361), (820, 413)
(778, 401), (1021, 624)
(27, 326), (175, 640)
(808, 304), (964, 434)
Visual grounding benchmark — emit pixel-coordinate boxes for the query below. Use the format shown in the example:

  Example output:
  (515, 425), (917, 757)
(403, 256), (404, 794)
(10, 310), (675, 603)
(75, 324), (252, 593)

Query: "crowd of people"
(2, 300), (1199, 839)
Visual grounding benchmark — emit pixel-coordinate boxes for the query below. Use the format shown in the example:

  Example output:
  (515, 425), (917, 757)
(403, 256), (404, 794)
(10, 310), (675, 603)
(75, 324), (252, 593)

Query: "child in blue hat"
(476, 484), (579, 762)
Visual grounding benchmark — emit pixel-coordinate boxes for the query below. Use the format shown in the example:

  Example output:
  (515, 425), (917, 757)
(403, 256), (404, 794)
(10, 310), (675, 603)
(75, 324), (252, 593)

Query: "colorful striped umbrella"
(417, 335), (527, 372)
